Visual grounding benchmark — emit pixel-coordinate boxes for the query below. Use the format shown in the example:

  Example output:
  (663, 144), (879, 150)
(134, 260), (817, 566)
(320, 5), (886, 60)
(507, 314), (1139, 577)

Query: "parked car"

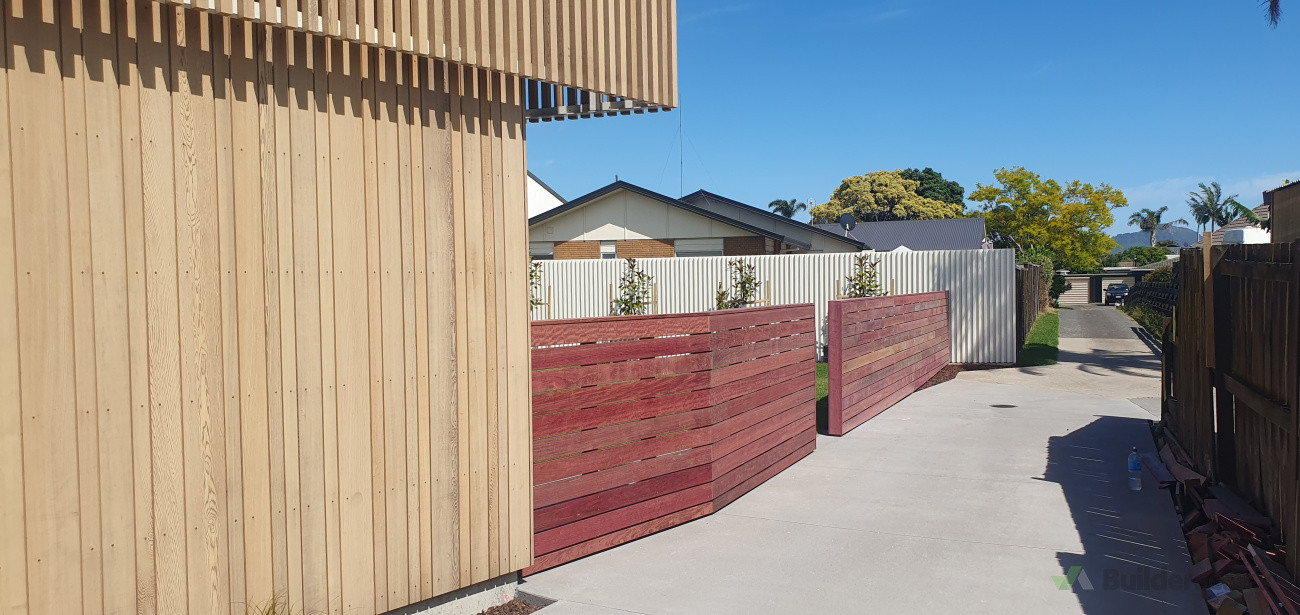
(1105, 283), (1129, 306)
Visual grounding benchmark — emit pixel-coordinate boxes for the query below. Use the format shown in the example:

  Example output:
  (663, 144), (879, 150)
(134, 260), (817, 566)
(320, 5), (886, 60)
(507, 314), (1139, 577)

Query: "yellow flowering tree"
(969, 167), (1125, 273)
(809, 170), (965, 223)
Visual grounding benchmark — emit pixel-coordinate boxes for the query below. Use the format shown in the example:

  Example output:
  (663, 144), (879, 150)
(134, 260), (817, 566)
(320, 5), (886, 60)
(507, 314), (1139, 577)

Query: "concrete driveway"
(521, 306), (1204, 614)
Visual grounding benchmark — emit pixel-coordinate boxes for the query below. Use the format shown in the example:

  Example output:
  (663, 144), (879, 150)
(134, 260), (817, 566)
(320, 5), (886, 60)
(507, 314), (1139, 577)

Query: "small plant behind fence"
(609, 258), (655, 316)
(715, 259), (761, 309)
(842, 253), (885, 298)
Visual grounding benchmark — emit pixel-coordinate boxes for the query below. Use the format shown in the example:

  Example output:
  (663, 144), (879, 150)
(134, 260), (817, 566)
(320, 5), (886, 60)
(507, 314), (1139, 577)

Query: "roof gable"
(528, 181), (790, 244)
(679, 190), (865, 250)
(812, 218), (987, 251)
(1211, 203), (1270, 243)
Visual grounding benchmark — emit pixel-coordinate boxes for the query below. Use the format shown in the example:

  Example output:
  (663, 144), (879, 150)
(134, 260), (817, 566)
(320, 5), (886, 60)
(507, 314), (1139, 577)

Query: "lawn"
(1017, 311), (1060, 367)
(815, 362), (828, 432)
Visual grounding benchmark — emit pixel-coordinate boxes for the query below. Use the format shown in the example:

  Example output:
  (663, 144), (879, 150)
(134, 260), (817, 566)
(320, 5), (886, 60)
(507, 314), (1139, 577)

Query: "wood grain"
(0, 0), (670, 606)
(527, 304), (816, 573)
(826, 293), (950, 436)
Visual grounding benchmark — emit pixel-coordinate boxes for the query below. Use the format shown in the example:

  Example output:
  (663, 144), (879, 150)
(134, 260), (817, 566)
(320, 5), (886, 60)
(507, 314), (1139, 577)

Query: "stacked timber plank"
(826, 292), (950, 436)
(1154, 426), (1300, 614)
(528, 305), (817, 574)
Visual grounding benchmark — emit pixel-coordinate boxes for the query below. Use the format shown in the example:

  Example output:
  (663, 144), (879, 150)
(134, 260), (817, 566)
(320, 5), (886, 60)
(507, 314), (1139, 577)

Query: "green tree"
(1228, 201), (1270, 230)
(810, 170), (964, 223)
(898, 167), (965, 206)
(969, 167), (1125, 273)
(767, 198), (807, 218)
(1127, 206), (1189, 247)
(1186, 182), (1241, 232)
(1103, 246), (1171, 268)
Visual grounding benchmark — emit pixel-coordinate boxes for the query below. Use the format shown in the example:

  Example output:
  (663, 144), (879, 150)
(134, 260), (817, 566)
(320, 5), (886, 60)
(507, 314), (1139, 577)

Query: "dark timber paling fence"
(1163, 239), (1300, 575)
(527, 305), (817, 574)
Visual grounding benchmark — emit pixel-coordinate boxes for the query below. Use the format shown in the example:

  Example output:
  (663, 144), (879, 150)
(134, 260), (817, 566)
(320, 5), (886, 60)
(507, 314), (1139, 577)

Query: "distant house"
(1210, 203), (1271, 245)
(528, 181), (864, 259)
(811, 218), (989, 251)
(528, 172), (566, 218)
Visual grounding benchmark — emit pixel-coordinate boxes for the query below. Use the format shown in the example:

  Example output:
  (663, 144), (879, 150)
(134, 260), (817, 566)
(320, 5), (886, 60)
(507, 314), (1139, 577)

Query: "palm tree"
(1228, 201), (1271, 230)
(767, 198), (807, 218)
(1186, 182), (1239, 233)
(1127, 206), (1189, 247)
(1266, 0), (1281, 26)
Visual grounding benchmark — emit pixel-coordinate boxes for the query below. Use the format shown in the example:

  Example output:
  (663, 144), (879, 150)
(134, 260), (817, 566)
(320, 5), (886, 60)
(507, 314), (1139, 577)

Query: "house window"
(674, 238), (724, 258)
(600, 241), (617, 259)
(529, 242), (554, 260)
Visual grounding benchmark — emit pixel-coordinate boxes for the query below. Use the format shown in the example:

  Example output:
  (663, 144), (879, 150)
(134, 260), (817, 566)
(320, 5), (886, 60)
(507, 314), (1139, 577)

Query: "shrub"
(843, 253), (885, 298)
(1050, 273), (1072, 303)
(1121, 304), (1167, 341)
(716, 259), (760, 310)
(610, 258), (655, 316)
(529, 257), (544, 308)
(1016, 246), (1055, 287)
(1141, 263), (1176, 283)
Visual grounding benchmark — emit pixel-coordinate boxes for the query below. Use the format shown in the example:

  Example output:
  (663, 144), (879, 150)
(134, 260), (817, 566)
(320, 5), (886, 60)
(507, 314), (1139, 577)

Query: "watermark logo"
(1053, 566), (1094, 591)
(1052, 567), (1193, 592)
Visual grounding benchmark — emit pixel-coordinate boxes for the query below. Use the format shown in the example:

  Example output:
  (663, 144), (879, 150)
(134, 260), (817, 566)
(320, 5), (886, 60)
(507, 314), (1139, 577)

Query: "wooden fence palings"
(826, 292), (951, 437)
(1164, 241), (1300, 577)
(1016, 265), (1043, 348)
(526, 304), (817, 574)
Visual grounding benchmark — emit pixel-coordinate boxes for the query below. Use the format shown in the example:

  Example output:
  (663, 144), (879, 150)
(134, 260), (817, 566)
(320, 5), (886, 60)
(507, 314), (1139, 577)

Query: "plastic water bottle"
(1128, 447), (1142, 491)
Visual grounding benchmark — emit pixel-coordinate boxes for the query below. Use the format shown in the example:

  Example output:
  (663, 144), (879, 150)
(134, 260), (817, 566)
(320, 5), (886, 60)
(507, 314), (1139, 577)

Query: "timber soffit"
(148, 0), (679, 122)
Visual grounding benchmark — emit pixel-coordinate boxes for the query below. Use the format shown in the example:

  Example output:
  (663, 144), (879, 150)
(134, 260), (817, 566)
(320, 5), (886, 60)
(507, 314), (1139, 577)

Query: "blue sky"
(526, 0), (1300, 234)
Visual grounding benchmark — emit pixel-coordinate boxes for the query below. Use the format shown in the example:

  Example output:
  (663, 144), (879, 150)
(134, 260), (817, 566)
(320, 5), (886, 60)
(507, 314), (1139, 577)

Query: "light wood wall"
(0, 0), (532, 613)
(152, 0), (679, 108)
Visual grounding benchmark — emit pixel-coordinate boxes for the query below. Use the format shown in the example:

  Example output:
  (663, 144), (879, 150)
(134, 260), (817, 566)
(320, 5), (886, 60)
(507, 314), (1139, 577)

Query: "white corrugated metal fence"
(532, 250), (1017, 364)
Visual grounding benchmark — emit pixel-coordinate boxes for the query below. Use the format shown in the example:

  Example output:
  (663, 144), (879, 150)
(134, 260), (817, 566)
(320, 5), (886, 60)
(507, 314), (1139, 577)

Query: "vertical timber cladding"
(0, 2), (534, 615)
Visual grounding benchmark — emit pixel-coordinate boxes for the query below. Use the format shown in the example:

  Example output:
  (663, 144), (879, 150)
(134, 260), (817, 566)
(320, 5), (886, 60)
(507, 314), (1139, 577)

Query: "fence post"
(1205, 234), (1236, 483)
(826, 301), (843, 436)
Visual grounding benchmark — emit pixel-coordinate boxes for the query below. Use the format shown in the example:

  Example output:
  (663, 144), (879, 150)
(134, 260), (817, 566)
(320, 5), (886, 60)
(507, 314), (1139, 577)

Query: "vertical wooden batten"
(0, 0), (675, 612)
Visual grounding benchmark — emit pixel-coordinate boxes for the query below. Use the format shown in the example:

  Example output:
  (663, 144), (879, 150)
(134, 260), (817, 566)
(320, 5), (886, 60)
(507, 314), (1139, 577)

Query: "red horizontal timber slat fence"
(527, 305), (818, 574)
(826, 292), (951, 436)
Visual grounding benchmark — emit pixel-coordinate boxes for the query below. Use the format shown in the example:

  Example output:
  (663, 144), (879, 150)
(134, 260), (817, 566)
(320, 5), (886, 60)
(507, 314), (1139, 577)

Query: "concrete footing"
(386, 573), (527, 615)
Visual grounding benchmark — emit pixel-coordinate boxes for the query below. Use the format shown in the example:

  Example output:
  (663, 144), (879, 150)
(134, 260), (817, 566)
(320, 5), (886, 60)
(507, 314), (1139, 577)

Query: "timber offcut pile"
(1152, 424), (1299, 615)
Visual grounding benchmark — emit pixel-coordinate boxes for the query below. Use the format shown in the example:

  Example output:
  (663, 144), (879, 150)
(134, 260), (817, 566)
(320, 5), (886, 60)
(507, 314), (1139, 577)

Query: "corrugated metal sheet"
(532, 250), (1017, 364)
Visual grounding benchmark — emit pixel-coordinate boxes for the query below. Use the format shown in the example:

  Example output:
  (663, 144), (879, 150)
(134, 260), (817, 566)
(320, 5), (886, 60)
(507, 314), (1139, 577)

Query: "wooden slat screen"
(826, 292), (951, 436)
(528, 305), (818, 574)
(0, 3), (532, 613)
(150, 0), (679, 110)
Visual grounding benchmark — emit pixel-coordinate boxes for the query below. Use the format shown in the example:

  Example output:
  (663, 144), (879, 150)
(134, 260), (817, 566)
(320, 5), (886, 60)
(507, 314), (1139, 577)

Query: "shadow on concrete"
(1130, 327), (1163, 359)
(1055, 346), (1161, 379)
(1041, 415), (1203, 614)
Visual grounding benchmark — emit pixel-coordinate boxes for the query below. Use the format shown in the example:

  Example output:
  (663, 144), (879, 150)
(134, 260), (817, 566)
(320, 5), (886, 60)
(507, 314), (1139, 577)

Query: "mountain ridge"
(1111, 226), (1200, 250)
